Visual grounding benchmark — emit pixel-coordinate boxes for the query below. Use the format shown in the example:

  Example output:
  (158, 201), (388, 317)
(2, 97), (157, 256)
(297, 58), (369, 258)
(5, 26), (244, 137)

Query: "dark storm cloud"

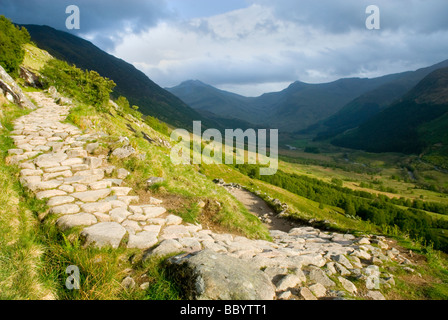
(251, 0), (448, 34)
(0, 0), (171, 49)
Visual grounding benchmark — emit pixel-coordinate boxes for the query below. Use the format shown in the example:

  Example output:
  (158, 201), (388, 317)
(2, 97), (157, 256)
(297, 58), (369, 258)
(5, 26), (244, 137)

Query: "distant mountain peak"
(179, 79), (208, 86)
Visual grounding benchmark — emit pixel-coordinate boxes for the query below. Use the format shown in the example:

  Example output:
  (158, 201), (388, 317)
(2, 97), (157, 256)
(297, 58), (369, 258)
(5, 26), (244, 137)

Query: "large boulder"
(19, 66), (42, 88)
(0, 64), (36, 110)
(165, 250), (276, 300)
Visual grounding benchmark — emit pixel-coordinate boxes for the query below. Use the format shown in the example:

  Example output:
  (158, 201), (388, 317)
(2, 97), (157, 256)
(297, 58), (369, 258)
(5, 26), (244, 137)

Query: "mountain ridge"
(331, 66), (448, 163)
(312, 59), (448, 139)
(168, 66), (447, 133)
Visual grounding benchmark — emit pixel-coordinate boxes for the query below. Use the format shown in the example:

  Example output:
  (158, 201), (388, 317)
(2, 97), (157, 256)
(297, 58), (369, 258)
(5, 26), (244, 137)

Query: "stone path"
(7, 92), (414, 300)
(226, 186), (296, 232)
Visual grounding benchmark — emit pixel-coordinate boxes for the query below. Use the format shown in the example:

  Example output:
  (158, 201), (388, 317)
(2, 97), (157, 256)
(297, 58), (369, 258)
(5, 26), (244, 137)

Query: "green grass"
(36, 215), (183, 300)
(200, 162), (379, 235)
(0, 102), (56, 299)
(22, 43), (52, 72)
(381, 238), (448, 300)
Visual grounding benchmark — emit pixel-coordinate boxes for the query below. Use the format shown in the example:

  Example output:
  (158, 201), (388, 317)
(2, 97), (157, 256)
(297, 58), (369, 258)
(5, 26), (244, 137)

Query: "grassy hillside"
(332, 67), (448, 164)
(314, 59), (448, 140)
(0, 16), (30, 77)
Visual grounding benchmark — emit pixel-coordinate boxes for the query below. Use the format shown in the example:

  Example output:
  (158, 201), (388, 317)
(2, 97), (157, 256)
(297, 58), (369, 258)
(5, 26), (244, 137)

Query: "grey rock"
(61, 158), (84, 166)
(366, 276), (380, 290)
(128, 231), (159, 249)
(64, 173), (104, 185)
(326, 262), (337, 275)
(35, 180), (63, 191)
(178, 237), (202, 252)
(89, 180), (112, 190)
(67, 149), (87, 158)
(277, 291), (292, 300)
(104, 166), (116, 175)
(111, 146), (136, 159)
(122, 220), (143, 234)
(47, 196), (75, 207)
(0, 64), (36, 109)
(104, 178), (123, 186)
(8, 149), (24, 155)
(146, 177), (165, 186)
(111, 187), (132, 196)
(292, 253), (326, 268)
(19, 66), (42, 88)
(348, 256), (363, 269)
(275, 274), (304, 291)
(117, 168), (130, 179)
(161, 225), (191, 240)
(36, 189), (67, 200)
(338, 277), (357, 294)
(300, 287), (317, 300)
(85, 157), (103, 169)
(50, 204), (80, 215)
(334, 262), (351, 276)
(165, 214), (183, 226)
(307, 267), (335, 288)
(86, 143), (100, 154)
(140, 282), (150, 290)
(71, 189), (111, 202)
(81, 202), (112, 214)
(121, 276), (136, 290)
(309, 283), (327, 298)
(165, 250), (276, 300)
(146, 239), (183, 258)
(358, 237), (371, 245)
(331, 254), (353, 269)
(109, 207), (132, 223)
(366, 290), (386, 300)
(56, 213), (97, 231)
(143, 206), (167, 218)
(81, 222), (127, 248)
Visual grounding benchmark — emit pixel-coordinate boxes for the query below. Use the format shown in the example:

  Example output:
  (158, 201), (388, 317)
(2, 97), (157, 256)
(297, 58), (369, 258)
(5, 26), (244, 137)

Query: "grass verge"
(0, 102), (56, 299)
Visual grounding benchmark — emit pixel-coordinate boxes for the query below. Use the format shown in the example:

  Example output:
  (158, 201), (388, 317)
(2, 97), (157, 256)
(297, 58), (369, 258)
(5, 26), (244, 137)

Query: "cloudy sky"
(2, 0), (448, 96)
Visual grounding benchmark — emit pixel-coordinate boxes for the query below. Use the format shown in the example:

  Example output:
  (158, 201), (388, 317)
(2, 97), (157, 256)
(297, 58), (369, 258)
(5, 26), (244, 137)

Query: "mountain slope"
(167, 80), (263, 129)
(332, 67), (448, 159)
(169, 75), (409, 133)
(22, 24), (217, 131)
(258, 77), (400, 132)
(167, 80), (259, 120)
(314, 59), (448, 139)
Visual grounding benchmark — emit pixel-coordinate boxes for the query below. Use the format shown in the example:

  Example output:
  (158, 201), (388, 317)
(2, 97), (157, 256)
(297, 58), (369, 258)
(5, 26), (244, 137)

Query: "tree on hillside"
(344, 200), (356, 216)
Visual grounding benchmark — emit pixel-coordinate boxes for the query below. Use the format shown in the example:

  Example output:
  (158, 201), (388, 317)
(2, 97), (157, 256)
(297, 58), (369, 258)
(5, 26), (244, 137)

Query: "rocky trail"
(6, 91), (418, 300)
(225, 185), (298, 232)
